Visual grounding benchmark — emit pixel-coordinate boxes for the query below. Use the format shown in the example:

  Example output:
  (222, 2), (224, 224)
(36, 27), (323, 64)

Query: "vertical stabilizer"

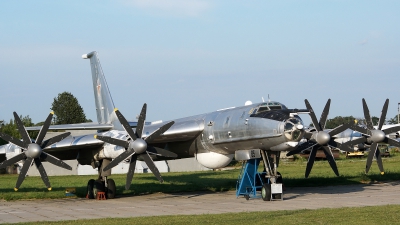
(82, 51), (115, 125)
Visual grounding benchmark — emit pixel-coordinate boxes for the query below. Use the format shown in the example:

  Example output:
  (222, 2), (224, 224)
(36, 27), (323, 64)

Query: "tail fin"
(82, 51), (115, 124)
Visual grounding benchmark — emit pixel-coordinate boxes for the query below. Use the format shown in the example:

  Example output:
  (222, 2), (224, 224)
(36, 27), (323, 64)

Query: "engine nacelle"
(195, 152), (234, 169)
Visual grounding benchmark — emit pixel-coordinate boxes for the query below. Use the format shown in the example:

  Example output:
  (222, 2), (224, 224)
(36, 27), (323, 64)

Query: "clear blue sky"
(1, 1), (399, 126)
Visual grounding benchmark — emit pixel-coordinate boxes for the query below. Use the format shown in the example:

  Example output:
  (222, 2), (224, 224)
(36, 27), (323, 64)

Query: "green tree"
(387, 114), (399, 124)
(51, 92), (87, 125)
(324, 116), (357, 129)
(0, 115), (36, 145)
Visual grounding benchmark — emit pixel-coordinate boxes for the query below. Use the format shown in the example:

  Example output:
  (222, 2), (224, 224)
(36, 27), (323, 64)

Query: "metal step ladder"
(236, 157), (283, 201)
(236, 158), (265, 200)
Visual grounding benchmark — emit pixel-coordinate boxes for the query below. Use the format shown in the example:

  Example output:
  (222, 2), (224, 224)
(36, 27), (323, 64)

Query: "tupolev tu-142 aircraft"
(0, 51), (396, 201)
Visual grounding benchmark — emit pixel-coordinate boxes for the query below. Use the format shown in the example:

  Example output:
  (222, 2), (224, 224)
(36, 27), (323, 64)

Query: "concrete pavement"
(1, 182), (400, 223)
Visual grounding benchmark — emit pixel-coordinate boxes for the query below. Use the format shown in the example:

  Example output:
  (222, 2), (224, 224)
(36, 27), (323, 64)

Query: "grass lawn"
(10, 205), (400, 225)
(1, 153), (400, 201)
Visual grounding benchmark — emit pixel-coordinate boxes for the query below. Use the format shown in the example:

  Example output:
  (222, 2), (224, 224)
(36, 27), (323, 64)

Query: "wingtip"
(48, 187), (52, 191)
(114, 108), (118, 112)
(14, 187), (18, 192)
(50, 111), (54, 115)
(381, 172), (385, 175)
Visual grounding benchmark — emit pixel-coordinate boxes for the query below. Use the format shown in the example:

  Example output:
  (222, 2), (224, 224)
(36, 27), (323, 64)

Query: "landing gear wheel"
(106, 179), (116, 199)
(93, 179), (105, 198)
(245, 194), (250, 200)
(261, 183), (271, 201)
(86, 179), (95, 199)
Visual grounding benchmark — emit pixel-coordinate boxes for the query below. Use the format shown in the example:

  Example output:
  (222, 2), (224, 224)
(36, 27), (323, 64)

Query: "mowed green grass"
(1, 154), (400, 201)
(11, 205), (400, 225)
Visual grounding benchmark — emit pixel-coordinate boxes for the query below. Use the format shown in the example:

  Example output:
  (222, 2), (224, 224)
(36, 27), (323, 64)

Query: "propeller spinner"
(95, 104), (177, 190)
(0, 112), (71, 191)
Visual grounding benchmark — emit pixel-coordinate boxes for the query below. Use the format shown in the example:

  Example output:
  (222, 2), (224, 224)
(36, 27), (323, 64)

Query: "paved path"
(1, 182), (400, 224)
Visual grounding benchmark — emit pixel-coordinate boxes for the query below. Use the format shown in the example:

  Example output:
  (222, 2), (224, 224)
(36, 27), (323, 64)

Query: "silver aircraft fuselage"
(36, 101), (305, 164)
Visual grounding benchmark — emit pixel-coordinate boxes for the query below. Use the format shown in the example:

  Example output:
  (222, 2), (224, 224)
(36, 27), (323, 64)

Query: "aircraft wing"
(26, 122), (114, 131)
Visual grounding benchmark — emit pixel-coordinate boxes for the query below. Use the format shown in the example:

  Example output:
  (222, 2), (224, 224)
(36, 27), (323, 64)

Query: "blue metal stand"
(236, 158), (266, 199)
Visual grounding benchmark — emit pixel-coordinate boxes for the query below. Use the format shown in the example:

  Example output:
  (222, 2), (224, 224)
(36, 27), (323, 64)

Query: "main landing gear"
(86, 159), (117, 200)
(260, 150), (283, 201)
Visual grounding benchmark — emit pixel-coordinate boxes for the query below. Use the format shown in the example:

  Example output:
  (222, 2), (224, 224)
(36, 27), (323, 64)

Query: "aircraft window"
(289, 118), (301, 125)
(268, 105), (282, 110)
(284, 123), (294, 131)
(257, 106), (270, 113)
(292, 130), (302, 140)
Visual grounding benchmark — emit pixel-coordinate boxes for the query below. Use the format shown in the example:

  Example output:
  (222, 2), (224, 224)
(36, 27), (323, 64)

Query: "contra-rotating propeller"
(95, 104), (177, 190)
(343, 99), (400, 174)
(287, 99), (351, 178)
(0, 112), (71, 191)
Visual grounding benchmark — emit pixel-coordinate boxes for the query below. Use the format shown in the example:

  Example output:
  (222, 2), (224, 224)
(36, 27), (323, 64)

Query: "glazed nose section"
(283, 117), (305, 141)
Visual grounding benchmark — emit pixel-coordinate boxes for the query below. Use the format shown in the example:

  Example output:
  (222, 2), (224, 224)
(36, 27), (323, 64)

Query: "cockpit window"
(253, 102), (283, 114)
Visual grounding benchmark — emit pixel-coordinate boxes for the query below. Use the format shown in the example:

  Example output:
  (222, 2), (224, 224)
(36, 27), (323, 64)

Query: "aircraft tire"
(261, 183), (271, 201)
(106, 179), (116, 199)
(86, 179), (95, 199)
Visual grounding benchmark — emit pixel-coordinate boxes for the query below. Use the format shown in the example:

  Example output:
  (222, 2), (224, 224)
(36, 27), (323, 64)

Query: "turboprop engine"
(195, 152), (234, 169)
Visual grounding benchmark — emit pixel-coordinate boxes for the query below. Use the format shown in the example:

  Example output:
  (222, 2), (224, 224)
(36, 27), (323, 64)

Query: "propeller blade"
(343, 137), (367, 148)
(384, 137), (400, 148)
(15, 157), (33, 190)
(305, 99), (321, 131)
(286, 142), (317, 156)
(303, 131), (312, 139)
(348, 124), (371, 136)
(34, 158), (51, 189)
(144, 121), (175, 143)
(362, 99), (374, 130)
(35, 112), (53, 146)
(383, 126), (400, 135)
(329, 141), (354, 152)
(377, 99), (389, 130)
(319, 99), (331, 130)
(0, 132), (27, 149)
(40, 152), (72, 170)
(328, 123), (351, 137)
(375, 148), (384, 175)
(136, 103), (147, 139)
(95, 135), (129, 148)
(366, 142), (378, 174)
(115, 109), (137, 141)
(103, 150), (135, 171)
(321, 146), (339, 176)
(13, 112), (31, 147)
(41, 132), (71, 149)
(125, 154), (137, 190)
(147, 146), (178, 158)
(142, 152), (163, 182)
(305, 145), (318, 178)
(0, 152), (26, 169)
